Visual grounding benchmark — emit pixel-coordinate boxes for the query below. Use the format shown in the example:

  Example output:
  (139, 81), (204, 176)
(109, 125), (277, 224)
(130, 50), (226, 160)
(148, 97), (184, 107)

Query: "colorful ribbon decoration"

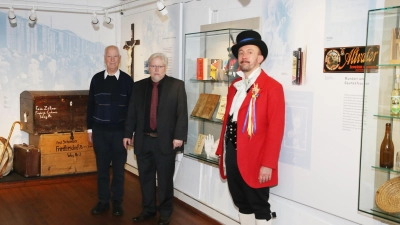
(242, 83), (260, 137)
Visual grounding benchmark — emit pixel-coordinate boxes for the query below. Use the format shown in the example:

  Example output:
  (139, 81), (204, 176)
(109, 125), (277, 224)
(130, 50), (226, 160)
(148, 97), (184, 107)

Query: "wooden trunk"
(29, 132), (97, 177)
(20, 90), (88, 134)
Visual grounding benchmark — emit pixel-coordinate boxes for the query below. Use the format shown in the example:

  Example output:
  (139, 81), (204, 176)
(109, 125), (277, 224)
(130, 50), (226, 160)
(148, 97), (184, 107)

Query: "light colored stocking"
(239, 213), (256, 225)
(256, 219), (272, 225)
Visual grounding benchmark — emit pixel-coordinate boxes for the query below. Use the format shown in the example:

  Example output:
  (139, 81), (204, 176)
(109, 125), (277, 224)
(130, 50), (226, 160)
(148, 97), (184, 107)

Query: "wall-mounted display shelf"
(183, 28), (247, 165)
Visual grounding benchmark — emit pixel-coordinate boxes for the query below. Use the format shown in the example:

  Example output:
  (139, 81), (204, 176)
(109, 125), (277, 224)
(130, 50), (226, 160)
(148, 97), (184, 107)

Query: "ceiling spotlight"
(91, 11), (99, 27)
(28, 8), (37, 25)
(156, 0), (168, 16)
(8, 7), (17, 24)
(103, 11), (112, 25)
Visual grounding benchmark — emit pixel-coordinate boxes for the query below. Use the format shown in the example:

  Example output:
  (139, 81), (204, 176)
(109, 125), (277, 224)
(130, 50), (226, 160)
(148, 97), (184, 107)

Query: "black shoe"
(132, 212), (156, 222)
(158, 216), (170, 225)
(91, 202), (109, 214)
(112, 202), (124, 216)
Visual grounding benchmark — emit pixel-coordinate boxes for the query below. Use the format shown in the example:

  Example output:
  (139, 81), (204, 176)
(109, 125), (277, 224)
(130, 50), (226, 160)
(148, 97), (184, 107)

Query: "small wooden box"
(13, 143), (41, 177)
(20, 90), (88, 134)
(29, 132), (97, 177)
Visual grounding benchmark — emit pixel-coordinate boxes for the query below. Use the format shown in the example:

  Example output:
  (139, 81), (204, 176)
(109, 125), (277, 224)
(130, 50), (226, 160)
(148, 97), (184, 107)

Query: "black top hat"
(231, 30), (268, 62)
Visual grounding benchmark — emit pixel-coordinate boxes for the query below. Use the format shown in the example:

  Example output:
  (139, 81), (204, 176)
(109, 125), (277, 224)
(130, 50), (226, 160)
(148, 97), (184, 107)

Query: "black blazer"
(124, 75), (188, 155)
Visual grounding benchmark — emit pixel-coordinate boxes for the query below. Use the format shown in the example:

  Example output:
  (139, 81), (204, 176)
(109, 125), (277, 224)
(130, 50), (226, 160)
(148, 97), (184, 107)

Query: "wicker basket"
(375, 176), (400, 213)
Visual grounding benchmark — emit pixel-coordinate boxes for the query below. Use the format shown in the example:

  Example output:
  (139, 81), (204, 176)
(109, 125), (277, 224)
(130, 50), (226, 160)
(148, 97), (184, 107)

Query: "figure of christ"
(123, 41), (136, 76)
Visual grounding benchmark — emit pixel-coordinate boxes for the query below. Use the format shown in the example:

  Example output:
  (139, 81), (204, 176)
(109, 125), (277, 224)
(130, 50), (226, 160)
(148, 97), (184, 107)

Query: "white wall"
(165, 0), (396, 225)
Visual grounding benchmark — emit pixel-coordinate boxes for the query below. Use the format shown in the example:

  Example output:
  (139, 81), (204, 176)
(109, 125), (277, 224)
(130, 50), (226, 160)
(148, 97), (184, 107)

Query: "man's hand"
(88, 133), (93, 143)
(123, 137), (134, 150)
(258, 166), (272, 183)
(173, 139), (183, 149)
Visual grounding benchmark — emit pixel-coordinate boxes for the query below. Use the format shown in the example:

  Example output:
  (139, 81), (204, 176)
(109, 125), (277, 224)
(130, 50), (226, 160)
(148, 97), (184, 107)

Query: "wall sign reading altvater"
(323, 45), (379, 73)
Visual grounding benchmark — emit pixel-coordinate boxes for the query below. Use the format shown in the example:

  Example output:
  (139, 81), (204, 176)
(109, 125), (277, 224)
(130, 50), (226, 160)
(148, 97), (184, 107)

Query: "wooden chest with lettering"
(20, 90), (89, 134)
(29, 132), (97, 176)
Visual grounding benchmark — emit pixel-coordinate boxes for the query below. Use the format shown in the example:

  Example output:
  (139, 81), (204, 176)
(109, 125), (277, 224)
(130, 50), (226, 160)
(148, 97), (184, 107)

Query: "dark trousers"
(93, 128), (127, 204)
(225, 140), (272, 220)
(136, 135), (176, 217)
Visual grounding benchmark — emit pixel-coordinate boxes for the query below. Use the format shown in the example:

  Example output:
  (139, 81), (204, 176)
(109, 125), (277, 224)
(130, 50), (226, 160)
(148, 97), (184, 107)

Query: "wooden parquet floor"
(0, 171), (221, 225)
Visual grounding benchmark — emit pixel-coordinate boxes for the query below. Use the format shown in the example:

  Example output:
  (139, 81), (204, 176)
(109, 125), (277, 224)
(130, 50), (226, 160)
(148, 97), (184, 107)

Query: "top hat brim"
(231, 40), (268, 62)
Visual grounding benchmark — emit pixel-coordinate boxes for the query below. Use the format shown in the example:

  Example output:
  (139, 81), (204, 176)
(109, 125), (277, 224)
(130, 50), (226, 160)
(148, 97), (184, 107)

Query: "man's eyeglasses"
(149, 65), (166, 69)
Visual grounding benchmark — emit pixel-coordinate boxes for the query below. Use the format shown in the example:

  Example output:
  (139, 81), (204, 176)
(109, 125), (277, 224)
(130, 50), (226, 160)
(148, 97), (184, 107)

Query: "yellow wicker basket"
(376, 176), (400, 213)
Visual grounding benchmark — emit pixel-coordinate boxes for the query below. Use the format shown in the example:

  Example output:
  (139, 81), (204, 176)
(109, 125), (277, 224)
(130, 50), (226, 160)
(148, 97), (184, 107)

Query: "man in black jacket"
(123, 52), (188, 225)
(87, 45), (133, 216)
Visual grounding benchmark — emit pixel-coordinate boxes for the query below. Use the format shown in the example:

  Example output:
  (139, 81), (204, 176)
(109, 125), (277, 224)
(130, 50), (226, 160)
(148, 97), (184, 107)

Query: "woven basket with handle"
(376, 176), (400, 213)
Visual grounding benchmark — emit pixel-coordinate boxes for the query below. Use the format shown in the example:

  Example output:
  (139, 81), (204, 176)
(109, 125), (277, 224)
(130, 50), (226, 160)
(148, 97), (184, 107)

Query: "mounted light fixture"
(91, 11), (99, 28)
(28, 7), (37, 25)
(8, 7), (17, 24)
(103, 11), (112, 25)
(156, 0), (168, 16)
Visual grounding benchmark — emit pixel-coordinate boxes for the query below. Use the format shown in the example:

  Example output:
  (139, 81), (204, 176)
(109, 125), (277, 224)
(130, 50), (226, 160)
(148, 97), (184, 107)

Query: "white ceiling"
(0, 0), (190, 15)
(0, 0), (160, 13)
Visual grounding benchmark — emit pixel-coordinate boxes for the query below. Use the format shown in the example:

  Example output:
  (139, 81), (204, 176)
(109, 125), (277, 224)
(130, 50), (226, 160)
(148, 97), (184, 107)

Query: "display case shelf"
(188, 153), (219, 164)
(183, 28), (247, 165)
(189, 116), (223, 124)
(373, 114), (400, 119)
(371, 166), (400, 174)
(370, 208), (400, 223)
(359, 5), (400, 223)
(369, 207), (400, 223)
(189, 78), (230, 83)
(377, 64), (400, 67)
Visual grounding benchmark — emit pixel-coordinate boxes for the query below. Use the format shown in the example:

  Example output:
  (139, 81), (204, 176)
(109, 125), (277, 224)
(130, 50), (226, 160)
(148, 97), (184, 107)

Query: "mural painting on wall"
(0, 11), (105, 111)
(262, 0), (294, 74)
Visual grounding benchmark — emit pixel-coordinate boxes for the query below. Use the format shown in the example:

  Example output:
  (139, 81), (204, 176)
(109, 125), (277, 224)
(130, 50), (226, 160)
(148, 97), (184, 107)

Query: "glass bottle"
(396, 152), (400, 171)
(391, 75), (400, 116)
(380, 123), (394, 169)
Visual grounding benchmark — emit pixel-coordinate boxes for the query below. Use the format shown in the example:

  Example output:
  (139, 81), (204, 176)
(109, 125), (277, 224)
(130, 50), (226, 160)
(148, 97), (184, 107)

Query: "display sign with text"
(323, 45), (380, 73)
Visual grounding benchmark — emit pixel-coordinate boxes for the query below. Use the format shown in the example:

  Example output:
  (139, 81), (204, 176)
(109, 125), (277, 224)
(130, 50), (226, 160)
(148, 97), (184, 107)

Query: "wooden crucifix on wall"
(123, 24), (140, 77)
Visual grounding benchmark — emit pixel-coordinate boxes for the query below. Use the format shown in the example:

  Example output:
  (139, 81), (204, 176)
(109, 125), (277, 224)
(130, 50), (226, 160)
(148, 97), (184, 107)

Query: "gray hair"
(104, 45), (121, 56)
(148, 53), (168, 67)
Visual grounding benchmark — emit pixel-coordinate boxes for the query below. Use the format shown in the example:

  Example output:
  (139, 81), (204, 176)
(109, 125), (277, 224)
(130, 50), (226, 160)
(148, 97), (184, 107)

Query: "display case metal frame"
(359, 5), (400, 223)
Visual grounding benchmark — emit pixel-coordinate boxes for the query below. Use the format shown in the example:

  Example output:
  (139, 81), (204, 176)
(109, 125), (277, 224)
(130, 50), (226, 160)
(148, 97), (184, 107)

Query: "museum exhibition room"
(0, 0), (400, 224)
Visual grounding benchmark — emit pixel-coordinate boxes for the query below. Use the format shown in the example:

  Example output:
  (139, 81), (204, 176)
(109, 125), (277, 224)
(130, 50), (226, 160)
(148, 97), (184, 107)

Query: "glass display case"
(359, 6), (400, 223)
(183, 28), (247, 165)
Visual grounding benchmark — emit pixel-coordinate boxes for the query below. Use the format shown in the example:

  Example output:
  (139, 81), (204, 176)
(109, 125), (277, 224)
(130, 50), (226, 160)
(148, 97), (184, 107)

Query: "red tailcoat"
(216, 70), (285, 188)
